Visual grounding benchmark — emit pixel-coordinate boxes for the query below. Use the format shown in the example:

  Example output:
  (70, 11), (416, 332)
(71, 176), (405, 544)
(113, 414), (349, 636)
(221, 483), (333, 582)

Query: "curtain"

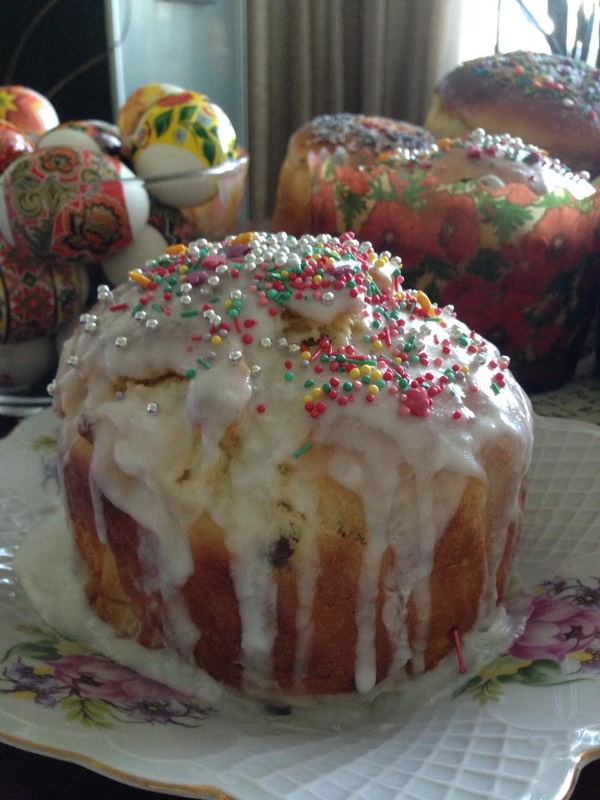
(246, 0), (465, 223)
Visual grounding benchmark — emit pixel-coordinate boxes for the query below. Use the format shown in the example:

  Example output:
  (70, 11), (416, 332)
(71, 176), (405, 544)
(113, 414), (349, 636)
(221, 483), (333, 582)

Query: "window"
(458, 0), (600, 65)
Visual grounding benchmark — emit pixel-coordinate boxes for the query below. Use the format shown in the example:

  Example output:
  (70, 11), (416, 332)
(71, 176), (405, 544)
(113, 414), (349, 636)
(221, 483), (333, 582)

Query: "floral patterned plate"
(0, 410), (599, 800)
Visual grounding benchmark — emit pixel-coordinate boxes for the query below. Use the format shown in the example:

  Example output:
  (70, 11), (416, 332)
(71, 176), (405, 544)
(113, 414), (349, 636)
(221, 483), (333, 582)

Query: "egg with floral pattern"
(0, 146), (149, 262)
(38, 119), (123, 158)
(0, 237), (89, 344)
(0, 119), (34, 175)
(118, 82), (185, 139)
(0, 85), (59, 139)
(130, 90), (238, 207)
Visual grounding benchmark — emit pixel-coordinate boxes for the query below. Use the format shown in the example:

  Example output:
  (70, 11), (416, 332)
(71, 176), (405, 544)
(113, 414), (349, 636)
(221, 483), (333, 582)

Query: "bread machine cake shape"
(50, 231), (533, 702)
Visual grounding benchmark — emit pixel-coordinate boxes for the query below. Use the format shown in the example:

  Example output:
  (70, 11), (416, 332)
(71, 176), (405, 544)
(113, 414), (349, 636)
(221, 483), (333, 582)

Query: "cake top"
(383, 129), (595, 197)
(52, 232), (531, 440)
(298, 113), (437, 158)
(439, 50), (600, 117)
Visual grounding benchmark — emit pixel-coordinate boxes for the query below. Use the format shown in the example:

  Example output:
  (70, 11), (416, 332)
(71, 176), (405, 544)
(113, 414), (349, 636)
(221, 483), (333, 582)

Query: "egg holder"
(307, 148), (600, 394)
(0, 152), (249, 401)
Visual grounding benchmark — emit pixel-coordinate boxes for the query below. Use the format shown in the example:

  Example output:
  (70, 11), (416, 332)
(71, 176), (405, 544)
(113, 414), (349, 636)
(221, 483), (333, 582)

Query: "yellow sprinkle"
(304, 394), (313, 404)
(225, 299), (233, 309)
(128, 270), (154, 288)
(212, 335), (222, 345)
(360, 364), (371, 375)
(313, 275), (323, 284)
(416, 289), (434, 316)
(312, 387), (324, 399)
(438, 137), (454, 152)
(165, 243), (188, 256)
(461, 365), (470, 374)
(368, 384), (379, 395)
(179, 265), (188, 275)
(301, 351), (311, 361)
(349, 367), (361, 379)
(373, 340), (383, 350)
(373, 258), (387, 269)
(232, 231), (255, 245)
(368, 251), (376, 262)
(371, 369), (383, 381)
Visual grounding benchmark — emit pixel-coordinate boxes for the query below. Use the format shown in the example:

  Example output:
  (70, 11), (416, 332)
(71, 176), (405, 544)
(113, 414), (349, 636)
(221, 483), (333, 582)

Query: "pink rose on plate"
(51, 654), (172, 703)
(509, 593), (599, 662)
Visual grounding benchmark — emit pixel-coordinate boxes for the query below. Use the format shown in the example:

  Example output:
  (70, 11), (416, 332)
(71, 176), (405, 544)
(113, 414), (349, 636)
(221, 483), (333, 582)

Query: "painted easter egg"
(130, 91), (238, 207)
(101, 222), (168, 287)
(0, 238), (89, 343)
(0, 119), (34, 175)
(0, 85), (59, 138)
(0, 146), (149, 262)
(118, 82), (184, 139)
(38, 119), (123, 157)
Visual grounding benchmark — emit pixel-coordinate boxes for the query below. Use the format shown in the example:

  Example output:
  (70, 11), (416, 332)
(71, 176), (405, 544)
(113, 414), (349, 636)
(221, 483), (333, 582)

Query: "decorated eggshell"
(118, 82), (184, 139)
(0, 334), (55, 394)
(0, 238), (89, 343)
(0, 119), (34, 174)
(131, 91), (238, 207)
(101, 222), (168, 287)
(38, 119), (123, 157)
(0, 146), (149, 262)
(0, 85), (59, 139)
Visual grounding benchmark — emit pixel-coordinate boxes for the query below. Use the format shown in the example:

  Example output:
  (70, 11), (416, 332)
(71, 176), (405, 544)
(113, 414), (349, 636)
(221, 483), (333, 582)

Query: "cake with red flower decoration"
(50, 231), (533, 702)
(309, 130), (600, 393)
(425, 50), (600, 178)
(272, 113), (437, 235)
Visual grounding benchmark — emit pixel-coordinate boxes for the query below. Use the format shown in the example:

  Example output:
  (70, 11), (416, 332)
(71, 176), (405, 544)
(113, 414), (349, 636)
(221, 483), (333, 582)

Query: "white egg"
(101, 223), (168, 287)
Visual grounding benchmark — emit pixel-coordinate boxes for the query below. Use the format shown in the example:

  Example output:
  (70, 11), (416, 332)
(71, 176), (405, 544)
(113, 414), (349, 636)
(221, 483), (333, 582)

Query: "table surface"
(1, 367), (600, 799)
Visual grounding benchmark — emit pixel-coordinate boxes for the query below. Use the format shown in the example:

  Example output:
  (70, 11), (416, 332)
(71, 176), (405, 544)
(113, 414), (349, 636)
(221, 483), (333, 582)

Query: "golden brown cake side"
(62, 431), (525, 697)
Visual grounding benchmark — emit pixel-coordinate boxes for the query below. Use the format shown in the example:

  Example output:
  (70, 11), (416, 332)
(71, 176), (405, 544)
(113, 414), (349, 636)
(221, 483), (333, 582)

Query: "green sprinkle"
(197, 357), (212, 370)
(293, 442), (313, 459)
(285, 372), (294, 381)
(181, 310), (199, 317)
(186, 369), (197, 379)
(491, 382), (501, 395)
(304, 379), (315, 388)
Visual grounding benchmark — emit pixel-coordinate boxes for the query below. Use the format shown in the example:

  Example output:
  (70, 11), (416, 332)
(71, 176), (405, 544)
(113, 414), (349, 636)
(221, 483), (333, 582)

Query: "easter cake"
(50, 231), (533, 702)
(425, 50), (600, 178)
(273, 113), (437, 235)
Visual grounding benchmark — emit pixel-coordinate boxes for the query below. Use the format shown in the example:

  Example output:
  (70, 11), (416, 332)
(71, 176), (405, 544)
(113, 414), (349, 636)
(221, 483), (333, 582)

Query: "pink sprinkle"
(404, 386), (432, 417)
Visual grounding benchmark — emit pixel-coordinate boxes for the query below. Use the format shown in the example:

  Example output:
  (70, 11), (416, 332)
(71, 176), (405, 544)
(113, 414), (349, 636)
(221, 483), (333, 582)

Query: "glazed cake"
(51, 231), (533, 701)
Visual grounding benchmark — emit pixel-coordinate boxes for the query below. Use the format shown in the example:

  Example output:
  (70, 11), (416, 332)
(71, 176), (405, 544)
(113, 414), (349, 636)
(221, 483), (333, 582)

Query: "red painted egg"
(0, 119), (34, 175)
(0, 237), (89, 343)
(0, 146), (149, 262)
(0, 85), (59, 138)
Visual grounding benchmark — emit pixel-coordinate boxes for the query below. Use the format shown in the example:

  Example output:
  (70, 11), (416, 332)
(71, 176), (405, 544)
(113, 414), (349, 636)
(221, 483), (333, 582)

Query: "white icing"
(15, 508), (524, 724)
(52, 231), (534, 700)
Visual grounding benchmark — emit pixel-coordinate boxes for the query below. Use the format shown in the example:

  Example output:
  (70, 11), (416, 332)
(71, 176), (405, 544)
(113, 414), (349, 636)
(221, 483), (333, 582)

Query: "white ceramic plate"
(0, 410), (599, 800)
